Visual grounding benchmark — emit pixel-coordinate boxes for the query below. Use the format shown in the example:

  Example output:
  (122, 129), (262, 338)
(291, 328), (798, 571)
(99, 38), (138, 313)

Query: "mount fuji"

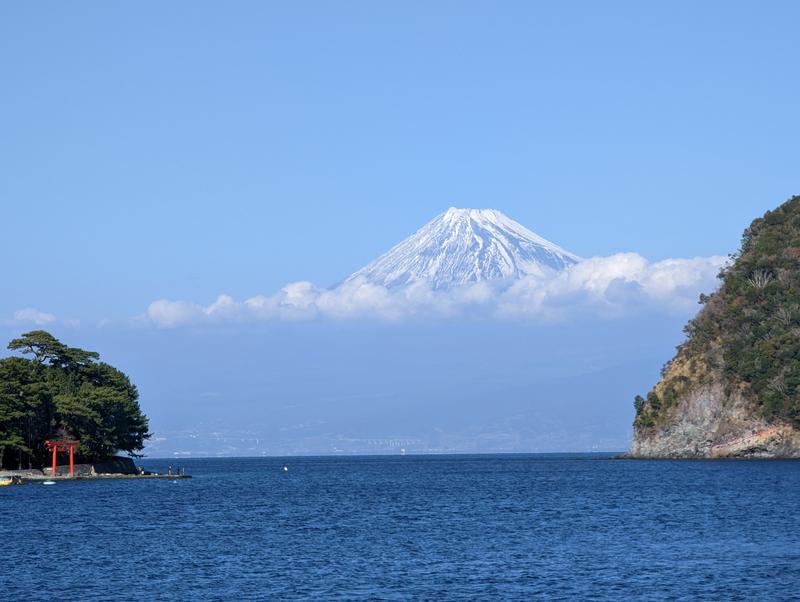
(345, 208), (581, 289)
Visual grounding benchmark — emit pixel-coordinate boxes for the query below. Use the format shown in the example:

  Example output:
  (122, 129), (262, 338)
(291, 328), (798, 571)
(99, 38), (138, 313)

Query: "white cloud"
(496, 254), (726, 320)
(147, 293), (253, 327)
(12, 308), (57, 325)
(245, 282), (321, 321)
(146, 299), (204, 328)
(143, 254), (727, 327)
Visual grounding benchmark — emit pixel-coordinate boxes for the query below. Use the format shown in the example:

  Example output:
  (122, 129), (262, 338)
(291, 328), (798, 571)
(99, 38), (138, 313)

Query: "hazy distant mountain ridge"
(346, 208), (580, 289)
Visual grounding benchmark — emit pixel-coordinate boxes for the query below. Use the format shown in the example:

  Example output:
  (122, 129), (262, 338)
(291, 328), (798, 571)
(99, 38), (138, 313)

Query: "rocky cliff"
(630, 196), (800, 458)
(630, 381), (800, 458)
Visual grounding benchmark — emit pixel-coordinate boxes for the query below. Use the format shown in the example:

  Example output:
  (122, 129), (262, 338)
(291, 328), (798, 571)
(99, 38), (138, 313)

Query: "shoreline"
(616, 453), (800, 460)
(6, 473), (192, 482)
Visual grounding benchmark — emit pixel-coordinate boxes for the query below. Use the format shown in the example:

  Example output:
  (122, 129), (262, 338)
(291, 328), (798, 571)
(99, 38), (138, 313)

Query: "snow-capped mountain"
(345, 208), (580, 289)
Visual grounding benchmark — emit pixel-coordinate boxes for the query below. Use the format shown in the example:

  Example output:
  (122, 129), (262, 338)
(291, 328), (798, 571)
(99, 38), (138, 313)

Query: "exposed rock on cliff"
(630, 196), (800, 458)
(630, 382), (800, 458)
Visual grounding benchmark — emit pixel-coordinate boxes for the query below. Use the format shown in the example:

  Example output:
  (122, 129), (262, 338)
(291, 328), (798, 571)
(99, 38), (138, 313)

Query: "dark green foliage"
(633, 393), (655, 428)
(634, 395), (645, 415)
(0, 331), (149, 469)
(635, 196), (800, 429)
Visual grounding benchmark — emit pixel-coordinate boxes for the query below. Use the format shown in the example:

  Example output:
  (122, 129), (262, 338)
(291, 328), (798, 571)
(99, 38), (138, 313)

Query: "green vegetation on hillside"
(0, 331), (149, 469)
(635, 195), (800, 429)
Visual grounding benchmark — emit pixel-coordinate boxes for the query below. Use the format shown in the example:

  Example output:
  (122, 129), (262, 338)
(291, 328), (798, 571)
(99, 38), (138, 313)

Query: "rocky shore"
(0, 456), (192, 481)
(629, 382), (800, 459)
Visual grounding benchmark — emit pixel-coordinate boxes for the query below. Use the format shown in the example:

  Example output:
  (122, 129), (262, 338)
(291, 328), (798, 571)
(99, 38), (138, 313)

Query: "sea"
(2, 454), (799, 601)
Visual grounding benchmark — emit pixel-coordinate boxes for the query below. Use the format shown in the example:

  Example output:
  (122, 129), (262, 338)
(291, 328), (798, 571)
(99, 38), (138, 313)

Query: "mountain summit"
(345, 208), (580, 289)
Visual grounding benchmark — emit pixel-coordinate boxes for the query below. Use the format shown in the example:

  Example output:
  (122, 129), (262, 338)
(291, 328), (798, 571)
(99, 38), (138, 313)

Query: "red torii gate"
(44, 439), (80, 478)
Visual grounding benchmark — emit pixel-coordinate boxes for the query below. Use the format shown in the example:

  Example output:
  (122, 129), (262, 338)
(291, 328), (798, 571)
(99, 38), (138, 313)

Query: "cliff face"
(630, 196), (800, 458)
(630, 380), (800, 458)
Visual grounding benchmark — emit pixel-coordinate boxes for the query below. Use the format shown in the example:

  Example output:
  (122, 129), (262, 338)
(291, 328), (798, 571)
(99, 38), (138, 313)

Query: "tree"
(633, 395), (645, 416)
(0, 332), (149, 469)
(0, 357), (49, 468)
(8, 330), (99, 370)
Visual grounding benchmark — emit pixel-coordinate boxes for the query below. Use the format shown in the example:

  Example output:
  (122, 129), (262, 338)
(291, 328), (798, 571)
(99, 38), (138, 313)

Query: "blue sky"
(2, 1), (797, 320)
(1, 2), (798, 453)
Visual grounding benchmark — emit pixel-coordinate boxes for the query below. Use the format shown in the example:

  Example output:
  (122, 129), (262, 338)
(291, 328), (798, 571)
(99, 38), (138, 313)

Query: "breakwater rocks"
(0, 456), (192, 481)
(39, 456), (141, 477)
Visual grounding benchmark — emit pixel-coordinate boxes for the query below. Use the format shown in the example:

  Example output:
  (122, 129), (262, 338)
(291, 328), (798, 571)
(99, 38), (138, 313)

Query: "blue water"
(3, 454), (799, 600)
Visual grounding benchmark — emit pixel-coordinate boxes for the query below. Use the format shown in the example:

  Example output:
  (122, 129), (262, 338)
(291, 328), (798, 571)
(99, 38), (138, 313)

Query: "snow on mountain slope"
(344, 208), (581, 289)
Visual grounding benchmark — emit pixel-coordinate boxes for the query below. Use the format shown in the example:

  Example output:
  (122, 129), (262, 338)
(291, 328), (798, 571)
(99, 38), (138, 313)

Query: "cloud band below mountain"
(144, 253), (726, 327)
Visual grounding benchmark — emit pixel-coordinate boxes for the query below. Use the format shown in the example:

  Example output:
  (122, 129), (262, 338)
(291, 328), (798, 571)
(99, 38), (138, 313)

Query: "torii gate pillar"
(45, 440), (80, 478)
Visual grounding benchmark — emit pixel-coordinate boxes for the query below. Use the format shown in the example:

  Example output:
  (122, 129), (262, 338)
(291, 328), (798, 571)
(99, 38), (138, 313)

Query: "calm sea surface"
(3, 454), (799, 601)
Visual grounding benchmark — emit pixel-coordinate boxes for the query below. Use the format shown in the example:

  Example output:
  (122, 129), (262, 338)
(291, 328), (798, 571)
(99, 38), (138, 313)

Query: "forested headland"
(631, 195), (800, 457)
(0, 331), (149, 470)
(635, 196), (800, 429)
